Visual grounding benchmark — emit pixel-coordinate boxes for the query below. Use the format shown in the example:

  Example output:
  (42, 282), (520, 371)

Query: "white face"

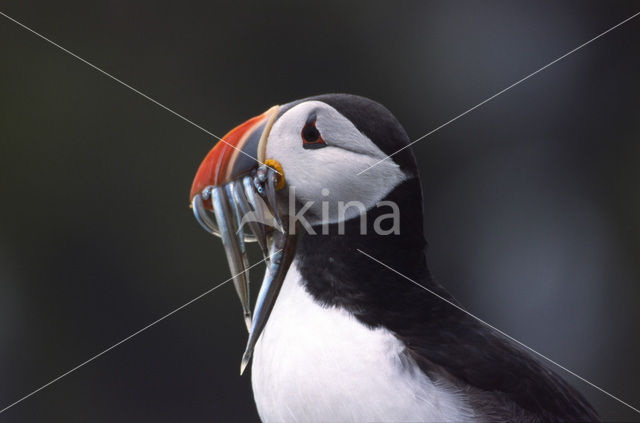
(265, 101), (407, 224)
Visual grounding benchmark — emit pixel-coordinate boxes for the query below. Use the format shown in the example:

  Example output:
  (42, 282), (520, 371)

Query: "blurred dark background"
(1, 1), (639, 421)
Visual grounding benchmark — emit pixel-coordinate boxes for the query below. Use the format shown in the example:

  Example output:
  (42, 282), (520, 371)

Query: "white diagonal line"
(0, 250), (280, 415)
(356, 248), (640, 415)
(0, 10), (268, 168)
(358, 10), (640, 175)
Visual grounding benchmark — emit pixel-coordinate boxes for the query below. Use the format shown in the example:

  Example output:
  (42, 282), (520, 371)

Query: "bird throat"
(294, 177), (432, 327)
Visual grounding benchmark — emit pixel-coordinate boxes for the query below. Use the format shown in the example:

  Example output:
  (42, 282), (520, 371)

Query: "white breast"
(251, 262), (475, 422)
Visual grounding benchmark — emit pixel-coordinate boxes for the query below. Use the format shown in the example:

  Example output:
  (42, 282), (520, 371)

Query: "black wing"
(396, 280), (601, 422)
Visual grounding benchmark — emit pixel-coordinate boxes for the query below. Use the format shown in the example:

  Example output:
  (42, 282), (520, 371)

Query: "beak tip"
(240, 351), (251, 375)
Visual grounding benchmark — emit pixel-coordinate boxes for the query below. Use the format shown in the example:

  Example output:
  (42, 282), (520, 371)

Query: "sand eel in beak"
(189, 94), (600, 422)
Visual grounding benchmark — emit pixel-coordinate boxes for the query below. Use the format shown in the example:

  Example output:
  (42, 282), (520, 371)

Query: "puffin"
(189, 94), (600, 422)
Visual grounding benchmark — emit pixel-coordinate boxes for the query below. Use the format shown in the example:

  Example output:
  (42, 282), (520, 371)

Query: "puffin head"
(189, 94), (423, 372)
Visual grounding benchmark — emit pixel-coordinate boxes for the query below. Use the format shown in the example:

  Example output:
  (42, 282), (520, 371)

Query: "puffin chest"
(250, 262), (473, 422)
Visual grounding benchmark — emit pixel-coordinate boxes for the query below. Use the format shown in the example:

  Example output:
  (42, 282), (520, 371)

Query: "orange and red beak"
(189, 105), (280, 204)
(188, 104), (297, 376)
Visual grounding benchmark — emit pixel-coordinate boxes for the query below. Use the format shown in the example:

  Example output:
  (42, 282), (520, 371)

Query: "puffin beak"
(189, 105), (297, 374)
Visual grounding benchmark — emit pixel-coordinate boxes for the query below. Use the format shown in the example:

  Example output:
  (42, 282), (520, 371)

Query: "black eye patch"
(301, 113), (327, 150)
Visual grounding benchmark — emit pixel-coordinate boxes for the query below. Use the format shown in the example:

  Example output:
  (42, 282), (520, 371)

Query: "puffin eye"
(301, 113), (327, 150)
